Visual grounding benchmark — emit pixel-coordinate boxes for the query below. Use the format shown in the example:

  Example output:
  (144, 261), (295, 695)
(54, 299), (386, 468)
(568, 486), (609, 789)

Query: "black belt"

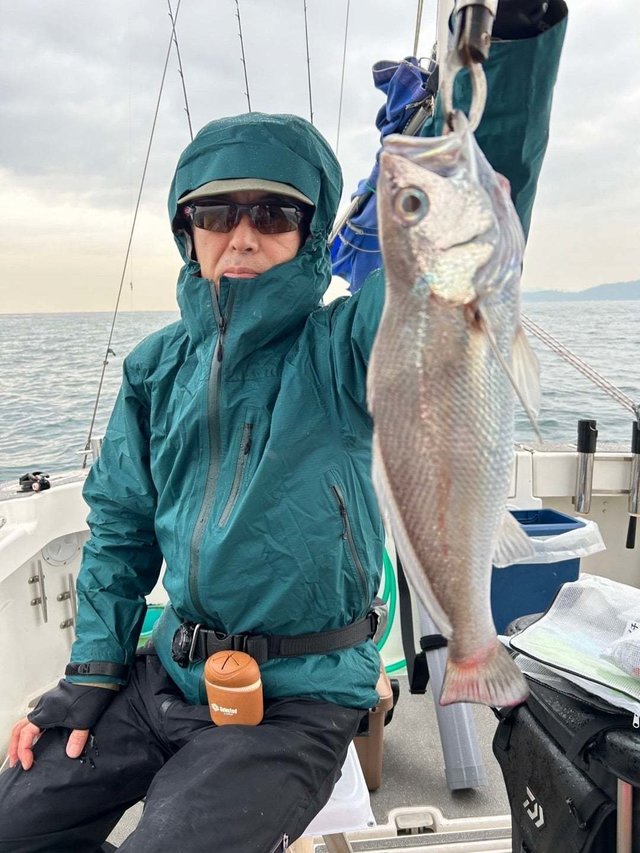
(171, 611), (378, 668)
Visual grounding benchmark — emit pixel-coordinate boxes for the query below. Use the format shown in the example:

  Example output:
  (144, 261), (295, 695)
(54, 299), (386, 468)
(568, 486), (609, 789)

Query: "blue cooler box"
(490, 509), (585, 634)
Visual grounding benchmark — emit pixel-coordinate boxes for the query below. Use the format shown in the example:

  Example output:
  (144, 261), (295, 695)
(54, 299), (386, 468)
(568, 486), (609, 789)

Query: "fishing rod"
(521, 314), (640, 421)
(82, 1), (192, 465)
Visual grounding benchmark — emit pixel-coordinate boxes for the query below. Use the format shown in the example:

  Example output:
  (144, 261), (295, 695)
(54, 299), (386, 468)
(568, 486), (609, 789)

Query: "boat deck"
(369, 677), (508, 822)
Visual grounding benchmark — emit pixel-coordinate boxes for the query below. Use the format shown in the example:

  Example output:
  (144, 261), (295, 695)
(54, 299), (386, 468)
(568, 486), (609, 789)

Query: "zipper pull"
(331, 487), (348, 538)
(633, 713), (639, 729)
(217, 318), (227, 362)
(268, 834), (289, 853)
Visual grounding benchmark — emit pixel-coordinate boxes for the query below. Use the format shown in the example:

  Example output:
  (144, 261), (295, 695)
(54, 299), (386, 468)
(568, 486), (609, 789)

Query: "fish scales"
(369, 113), (531, 708)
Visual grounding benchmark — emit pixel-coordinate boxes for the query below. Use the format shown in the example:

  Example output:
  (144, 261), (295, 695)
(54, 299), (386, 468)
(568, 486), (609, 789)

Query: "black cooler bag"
(493, 676), (640, 852)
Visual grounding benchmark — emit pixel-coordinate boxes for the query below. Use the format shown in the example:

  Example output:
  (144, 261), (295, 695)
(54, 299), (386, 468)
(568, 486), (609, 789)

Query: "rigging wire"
(235, 0), (252, 112)
(82, 0), (186, 466)
(335, 0), (351, 154)
(413, 0), (425, 57)
(303, 0), (314, 124)
(168, 0), (193, 141)
(522, 313), (640, 421)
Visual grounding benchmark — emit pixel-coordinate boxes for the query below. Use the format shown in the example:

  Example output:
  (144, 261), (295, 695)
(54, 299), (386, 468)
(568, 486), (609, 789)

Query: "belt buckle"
(369, 609), (379, 638)
(244, 635), (269, 665)
(230, 634), (248, 653)
(188, 623), (202, 663)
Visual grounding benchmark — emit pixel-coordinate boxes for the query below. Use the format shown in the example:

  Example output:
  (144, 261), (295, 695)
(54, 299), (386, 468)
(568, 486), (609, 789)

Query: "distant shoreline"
(523, 280), (639, 302)
(0, 309), (180, 317)
(1, 279), (639, 314)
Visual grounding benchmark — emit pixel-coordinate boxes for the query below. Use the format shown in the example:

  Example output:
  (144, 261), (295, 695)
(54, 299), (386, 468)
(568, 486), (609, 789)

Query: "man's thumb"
(66, 728), (90, 759)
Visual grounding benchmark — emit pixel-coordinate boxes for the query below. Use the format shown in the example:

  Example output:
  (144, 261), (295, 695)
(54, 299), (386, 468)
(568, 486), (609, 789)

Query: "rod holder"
(574, 419), (597, 514)
(626, 422), (640, 549)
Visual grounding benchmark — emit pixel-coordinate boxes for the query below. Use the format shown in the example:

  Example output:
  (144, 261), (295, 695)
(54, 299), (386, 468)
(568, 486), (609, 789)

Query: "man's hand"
(8, 718), (89, 770)
(6, 679), (119, 770)
(493, 0), (566, 40)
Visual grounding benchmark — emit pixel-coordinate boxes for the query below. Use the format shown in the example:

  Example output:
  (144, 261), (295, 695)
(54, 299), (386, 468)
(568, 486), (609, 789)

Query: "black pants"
(0, 653), (363, 853)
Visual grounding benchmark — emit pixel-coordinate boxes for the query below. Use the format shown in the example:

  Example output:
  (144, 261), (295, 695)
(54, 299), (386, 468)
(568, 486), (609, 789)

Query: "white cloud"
(0, 0), (638, 311)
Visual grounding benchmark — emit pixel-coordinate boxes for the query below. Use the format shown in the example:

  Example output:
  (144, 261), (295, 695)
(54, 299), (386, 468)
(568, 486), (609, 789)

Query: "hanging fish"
(369, 112), (540, 707)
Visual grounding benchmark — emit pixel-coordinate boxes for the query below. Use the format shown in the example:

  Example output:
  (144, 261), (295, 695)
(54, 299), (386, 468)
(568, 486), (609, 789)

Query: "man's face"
(190, 191), (303, 291)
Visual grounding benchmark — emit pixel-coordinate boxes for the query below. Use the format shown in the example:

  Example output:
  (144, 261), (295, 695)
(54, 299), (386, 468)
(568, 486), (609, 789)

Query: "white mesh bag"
(510, 573), (640, 714)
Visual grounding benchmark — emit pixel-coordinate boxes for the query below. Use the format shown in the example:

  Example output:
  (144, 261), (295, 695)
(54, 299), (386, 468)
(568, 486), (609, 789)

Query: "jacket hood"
(169, 112), (342, 264)
(168, 113), (343, 354)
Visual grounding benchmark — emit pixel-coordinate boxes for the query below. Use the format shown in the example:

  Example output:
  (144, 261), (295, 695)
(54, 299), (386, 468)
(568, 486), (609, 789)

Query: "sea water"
(1, 301), (639, 483)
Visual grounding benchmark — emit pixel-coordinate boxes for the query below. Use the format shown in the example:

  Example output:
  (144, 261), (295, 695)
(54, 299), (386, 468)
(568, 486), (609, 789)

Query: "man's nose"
(229, 213), (259, 250)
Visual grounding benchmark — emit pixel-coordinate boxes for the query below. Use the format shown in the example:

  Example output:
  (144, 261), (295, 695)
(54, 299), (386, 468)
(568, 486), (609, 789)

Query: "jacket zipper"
(331, 484), (369, 603)
(510, 640), (640, 725)
(268, 834), (289, 853)
(188, 286), (236, 619)
(218, 422), (253, 527)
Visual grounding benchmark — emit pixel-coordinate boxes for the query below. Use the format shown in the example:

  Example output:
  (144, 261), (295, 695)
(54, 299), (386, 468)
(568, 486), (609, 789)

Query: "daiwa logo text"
(523, 786), (545, 828)
(211, 703), (238, 716)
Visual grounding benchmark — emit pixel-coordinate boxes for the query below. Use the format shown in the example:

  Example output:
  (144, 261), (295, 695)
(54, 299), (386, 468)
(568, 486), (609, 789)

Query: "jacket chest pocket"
(330, 482), (370, 605)
(218, 421), (254, 528)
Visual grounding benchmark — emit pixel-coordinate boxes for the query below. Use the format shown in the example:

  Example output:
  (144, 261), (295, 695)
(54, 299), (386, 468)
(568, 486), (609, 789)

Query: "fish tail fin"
(439, 642), (528, 708)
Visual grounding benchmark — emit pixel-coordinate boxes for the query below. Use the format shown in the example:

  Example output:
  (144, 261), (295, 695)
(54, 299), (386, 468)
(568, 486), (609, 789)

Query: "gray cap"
(178, 178), (313, 206)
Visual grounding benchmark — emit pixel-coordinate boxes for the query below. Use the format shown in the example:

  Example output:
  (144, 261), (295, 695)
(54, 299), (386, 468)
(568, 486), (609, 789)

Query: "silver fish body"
(369, 113), (533, 707)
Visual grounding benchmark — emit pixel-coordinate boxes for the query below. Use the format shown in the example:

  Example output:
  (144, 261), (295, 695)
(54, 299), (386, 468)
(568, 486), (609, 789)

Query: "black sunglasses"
(184, 199), (306, 235)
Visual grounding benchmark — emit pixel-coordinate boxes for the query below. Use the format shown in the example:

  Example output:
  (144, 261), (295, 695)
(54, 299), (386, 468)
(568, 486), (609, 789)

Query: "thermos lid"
(204, 650), (261, 688)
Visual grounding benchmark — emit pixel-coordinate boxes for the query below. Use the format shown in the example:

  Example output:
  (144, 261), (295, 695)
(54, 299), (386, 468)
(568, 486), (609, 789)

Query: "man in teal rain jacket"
(0, 3), (567, 851)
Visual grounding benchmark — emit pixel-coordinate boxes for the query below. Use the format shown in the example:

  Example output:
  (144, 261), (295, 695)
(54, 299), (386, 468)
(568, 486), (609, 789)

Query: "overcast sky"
(0, 0), (638, 314)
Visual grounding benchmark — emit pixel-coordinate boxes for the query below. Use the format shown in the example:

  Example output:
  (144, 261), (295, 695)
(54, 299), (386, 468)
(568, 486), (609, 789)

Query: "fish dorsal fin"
(478, 309), (542, 441)
(493, 509), (536, 568)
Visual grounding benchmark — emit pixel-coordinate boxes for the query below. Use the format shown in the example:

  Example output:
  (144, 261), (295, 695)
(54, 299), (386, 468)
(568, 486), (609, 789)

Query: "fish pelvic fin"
(478, 310), (542, 442)
(492, 509), (536, 568)
(440, 641), (529, 708)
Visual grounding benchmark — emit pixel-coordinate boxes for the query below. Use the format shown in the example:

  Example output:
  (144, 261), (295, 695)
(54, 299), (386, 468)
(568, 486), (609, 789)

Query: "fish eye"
(394, 187), (429, 223)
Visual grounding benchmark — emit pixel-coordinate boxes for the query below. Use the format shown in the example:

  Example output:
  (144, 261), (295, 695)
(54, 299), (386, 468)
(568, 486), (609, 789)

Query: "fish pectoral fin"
(513, 325), (542, 420)
(478, 311), (542, 442)
(492, 509), (536, 568)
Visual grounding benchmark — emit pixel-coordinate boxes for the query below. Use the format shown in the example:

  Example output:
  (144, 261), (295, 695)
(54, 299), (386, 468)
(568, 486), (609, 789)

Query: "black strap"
(493, 705), (519, 752)
(396, 554), (422, 692)
(396, 554), (447, 694)
(65, 660), (130, 680)
(421, 633), (448, 653)
(190, 612), (378, 666)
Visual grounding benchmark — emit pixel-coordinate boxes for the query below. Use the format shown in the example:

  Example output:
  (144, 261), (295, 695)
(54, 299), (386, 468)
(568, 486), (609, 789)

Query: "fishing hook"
(440, 0), (497, 131)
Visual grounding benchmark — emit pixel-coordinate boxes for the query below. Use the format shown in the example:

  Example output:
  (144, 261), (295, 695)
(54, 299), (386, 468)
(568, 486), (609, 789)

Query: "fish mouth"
(382, 131), (463, 173)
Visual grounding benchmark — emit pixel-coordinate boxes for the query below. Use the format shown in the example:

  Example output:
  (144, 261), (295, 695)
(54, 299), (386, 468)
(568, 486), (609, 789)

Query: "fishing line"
(335, 0), (351, 154)
(82, 0), (185, 466)
(522, 314), (640, 421)
(168, 0), (193, 141)
(235, 0), (252, 112)
(302, 1), (315, 124)
(332, 231), (382, 253)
